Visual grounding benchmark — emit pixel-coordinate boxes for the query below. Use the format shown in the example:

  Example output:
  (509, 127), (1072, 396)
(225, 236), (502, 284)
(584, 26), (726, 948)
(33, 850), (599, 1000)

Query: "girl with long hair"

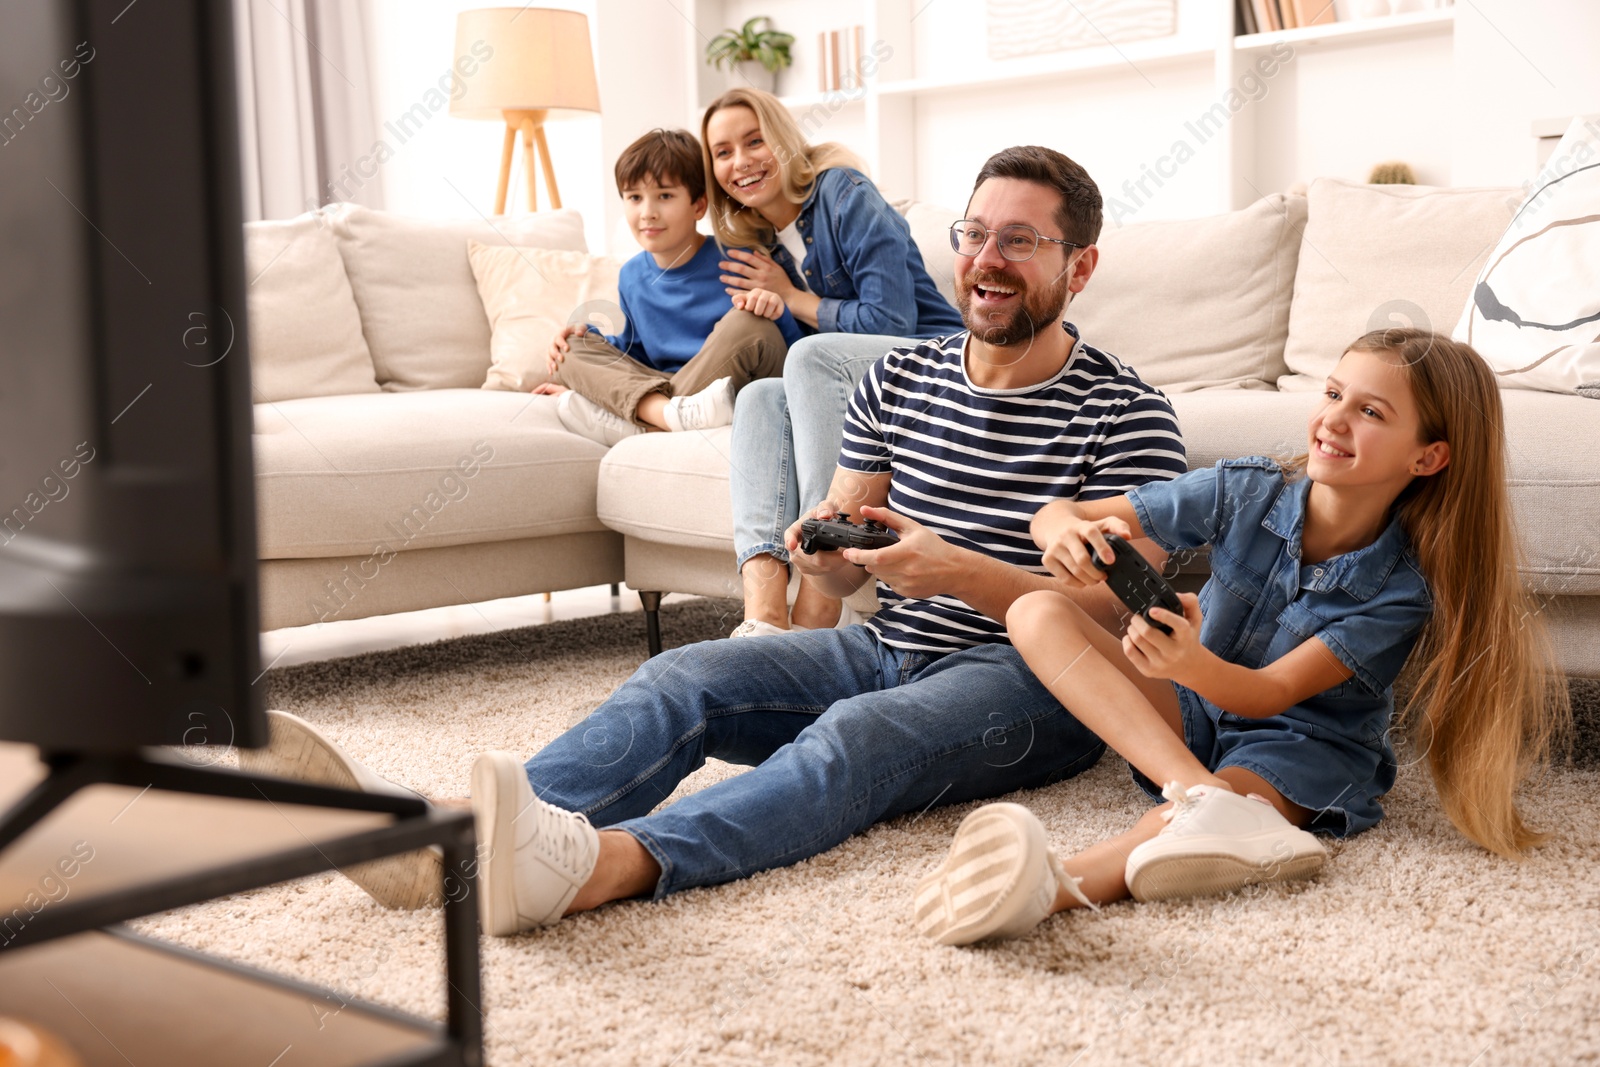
(915, 328), (1571, 946)
(703, 88), (965, 639)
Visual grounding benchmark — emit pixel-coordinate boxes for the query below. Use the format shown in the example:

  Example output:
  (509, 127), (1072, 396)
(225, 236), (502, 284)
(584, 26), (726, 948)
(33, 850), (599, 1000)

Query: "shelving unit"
(0, 744), (482, 1067)
(686, 0), (1460, 216)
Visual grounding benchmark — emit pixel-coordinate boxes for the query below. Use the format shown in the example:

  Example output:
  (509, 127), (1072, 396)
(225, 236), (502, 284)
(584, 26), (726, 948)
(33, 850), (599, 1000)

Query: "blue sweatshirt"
(599, 237), (803, 373)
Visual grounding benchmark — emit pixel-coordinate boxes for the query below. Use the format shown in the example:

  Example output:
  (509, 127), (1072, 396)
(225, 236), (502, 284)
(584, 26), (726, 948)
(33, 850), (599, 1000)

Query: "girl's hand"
(1039, 515), (1135, 587)
(733, 287), (785, 320)
(720, 248), (793, 298)
(547, 323), (586, 375)
(1122, 592), (1206, 684)
(530, 382), (569, 396)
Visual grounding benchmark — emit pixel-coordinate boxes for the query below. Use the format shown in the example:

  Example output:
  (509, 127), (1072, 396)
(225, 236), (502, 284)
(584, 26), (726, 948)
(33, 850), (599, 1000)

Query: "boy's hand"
(547, 324), (587, 375)
(1122, 593), (1206, 684)
(733, 287), (785, 320)
(721, 248), (793, 299)
(1039, 515), (1134, 588)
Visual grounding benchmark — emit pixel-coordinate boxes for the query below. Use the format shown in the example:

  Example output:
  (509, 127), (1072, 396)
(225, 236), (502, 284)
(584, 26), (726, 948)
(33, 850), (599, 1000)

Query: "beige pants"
(555, 307), (789, 427)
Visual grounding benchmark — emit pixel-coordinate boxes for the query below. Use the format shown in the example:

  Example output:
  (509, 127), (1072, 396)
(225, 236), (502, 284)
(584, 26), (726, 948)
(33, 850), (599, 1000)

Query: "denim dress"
(765, 167), (964, 339)
(1126, 458), (1434, 835)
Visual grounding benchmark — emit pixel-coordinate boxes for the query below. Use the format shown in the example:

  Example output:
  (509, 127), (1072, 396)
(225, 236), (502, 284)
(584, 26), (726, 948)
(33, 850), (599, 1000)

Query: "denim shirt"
(1126, 458), (1433, 756)
(766, 167), (964, 339)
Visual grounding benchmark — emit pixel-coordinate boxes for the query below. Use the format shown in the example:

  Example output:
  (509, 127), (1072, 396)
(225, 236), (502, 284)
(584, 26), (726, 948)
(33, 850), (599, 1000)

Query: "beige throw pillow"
(327, 204), (589, 391)
(1069, 193), (1307, 390)
(1279, 178), (1517, 389)
(243, 212), (379, 403)
(468, 242), (624, 391)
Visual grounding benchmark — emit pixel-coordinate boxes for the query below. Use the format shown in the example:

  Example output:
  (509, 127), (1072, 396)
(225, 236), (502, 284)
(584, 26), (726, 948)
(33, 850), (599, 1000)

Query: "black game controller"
(1092, 534), (1184, 635)
(799, 513), (899, 554)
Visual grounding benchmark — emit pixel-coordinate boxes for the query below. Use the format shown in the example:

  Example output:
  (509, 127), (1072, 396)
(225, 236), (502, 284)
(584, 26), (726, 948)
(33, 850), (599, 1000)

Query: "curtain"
(232, 0), (383, 221)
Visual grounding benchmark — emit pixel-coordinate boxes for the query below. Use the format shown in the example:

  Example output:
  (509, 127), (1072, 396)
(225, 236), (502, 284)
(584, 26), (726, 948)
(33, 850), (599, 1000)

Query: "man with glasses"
(271, 146), (1187, 936)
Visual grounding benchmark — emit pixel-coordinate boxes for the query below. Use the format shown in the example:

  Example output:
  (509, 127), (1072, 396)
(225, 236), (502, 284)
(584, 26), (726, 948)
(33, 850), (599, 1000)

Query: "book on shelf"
(1250, 0), (1281, 33)
(1293, 0), (1338, 27)
(816, 25), (865, 93)
(1237, 0), (1259, 36)
(1280, 0), (1299, 29)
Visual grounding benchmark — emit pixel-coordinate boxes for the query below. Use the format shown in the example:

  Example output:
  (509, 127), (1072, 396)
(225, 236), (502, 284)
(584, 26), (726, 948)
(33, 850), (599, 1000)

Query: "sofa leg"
(638, 591), (663, 657)
(610, 583), (620, 598)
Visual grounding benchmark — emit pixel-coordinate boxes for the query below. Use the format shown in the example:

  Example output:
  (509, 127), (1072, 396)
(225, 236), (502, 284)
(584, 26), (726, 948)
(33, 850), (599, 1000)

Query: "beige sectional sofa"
(245, 183), (1599, 677)
(247, 205), (623, 631)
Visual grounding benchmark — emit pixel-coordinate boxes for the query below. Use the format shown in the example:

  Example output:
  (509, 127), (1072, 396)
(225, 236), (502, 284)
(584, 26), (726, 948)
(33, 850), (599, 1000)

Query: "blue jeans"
(730, 333), (908, 569)
(524, 626), (1106, 897)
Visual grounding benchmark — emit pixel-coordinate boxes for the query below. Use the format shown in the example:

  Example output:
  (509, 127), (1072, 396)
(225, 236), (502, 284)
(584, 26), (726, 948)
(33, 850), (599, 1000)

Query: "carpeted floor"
(134, 600), (1600, 1066)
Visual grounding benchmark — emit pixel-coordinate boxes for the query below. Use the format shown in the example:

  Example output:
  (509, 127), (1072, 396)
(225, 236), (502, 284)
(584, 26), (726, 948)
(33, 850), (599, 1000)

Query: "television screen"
(0, 0), (264, 753)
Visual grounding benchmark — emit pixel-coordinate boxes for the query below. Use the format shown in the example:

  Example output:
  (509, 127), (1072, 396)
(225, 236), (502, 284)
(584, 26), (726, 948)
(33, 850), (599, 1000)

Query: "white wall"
(364, 0), (606, 251)
(1450, 0), (1600, 188)
(359, 0), (1600, 240)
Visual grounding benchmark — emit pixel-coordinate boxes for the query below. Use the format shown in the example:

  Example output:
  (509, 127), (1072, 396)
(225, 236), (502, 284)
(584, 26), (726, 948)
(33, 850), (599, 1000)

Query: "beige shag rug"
(134, 600), (1600, 1066)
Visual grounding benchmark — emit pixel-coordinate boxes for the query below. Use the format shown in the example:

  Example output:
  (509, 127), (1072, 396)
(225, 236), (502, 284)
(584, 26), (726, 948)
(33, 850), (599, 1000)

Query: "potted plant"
(706, 16), (794, 95)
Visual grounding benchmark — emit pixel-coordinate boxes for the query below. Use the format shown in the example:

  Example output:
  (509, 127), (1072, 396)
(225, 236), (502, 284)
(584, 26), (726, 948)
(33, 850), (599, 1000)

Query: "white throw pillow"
(243, 212), (379, 403)
(327, 204), (588, 391)
(468, 242), (623, 391)
(1452, 117), (1600, 398)
(1279, 179), (1516, 390)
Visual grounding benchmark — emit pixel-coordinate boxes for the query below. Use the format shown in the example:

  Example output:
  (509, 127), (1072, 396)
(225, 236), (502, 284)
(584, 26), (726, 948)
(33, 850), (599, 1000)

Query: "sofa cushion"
(468, 242), (623, 392)
(327, 205), (588, 392)
(1069, 193), (1306, 391)
(243, 213), (379, 403)
(1280, 179), (1517, 389)
(1168, 390), (1600, 595)
(253, 389), (608, 559)
(598, 427), (735, 552)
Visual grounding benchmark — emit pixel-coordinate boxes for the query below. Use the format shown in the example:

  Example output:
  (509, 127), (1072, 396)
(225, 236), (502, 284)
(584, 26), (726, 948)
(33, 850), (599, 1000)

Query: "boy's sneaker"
(557, 390), (643, 447)
(662, 376), (735, 432)
(1124, 782), (1328, 902)
(237, 710), (443, 909)
(913, 802), (1095, 946)
(471, 751), (600, 936)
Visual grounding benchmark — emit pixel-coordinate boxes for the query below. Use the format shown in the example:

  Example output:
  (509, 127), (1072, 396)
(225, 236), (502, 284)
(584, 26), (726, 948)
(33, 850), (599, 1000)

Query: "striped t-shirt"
(840, 323), (1187, 653)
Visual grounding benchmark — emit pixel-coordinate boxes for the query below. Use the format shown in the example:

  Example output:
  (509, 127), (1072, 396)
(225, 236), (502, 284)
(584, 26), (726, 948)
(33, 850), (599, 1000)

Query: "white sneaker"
(557, 390), (643, 447)
(1124, 782), (1328, 902)
(237, 710), (443, 909)
(471, 751), (600, 936)
(730, 619), (789, 638)
(662, 376), (735, 432)
(913, 802), (1095, 946)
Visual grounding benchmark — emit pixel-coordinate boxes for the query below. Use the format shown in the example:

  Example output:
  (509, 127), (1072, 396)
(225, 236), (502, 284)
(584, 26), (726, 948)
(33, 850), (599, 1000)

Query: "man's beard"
(955, 267), (1070, 348)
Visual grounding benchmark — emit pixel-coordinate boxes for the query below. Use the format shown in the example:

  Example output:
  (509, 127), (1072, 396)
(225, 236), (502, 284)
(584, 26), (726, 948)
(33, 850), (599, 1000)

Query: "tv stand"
(0, 744), (482, 1067)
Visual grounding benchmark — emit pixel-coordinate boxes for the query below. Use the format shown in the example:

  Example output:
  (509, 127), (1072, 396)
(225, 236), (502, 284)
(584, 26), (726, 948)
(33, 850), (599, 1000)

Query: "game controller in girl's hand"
(1092, 534), (1184, 635)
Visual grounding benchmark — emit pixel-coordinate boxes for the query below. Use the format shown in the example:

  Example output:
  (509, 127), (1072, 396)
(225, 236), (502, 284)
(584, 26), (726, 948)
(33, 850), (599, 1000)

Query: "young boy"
(535, 128), (801, 446)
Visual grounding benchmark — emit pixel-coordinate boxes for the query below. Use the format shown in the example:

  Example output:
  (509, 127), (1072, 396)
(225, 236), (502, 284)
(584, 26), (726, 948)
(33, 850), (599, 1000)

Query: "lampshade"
(449, 8), (601, 121)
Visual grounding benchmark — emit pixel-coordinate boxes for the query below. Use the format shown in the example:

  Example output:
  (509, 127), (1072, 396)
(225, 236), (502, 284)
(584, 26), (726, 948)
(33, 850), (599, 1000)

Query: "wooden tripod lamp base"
(494, 108), (562, 215)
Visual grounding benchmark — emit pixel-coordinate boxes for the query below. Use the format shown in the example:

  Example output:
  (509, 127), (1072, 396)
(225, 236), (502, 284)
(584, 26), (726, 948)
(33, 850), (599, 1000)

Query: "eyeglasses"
(949, 219), (1083, 262)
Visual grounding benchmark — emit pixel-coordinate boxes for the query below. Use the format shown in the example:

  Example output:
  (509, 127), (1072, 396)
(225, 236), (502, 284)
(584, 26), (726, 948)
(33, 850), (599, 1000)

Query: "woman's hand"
(720, 248), (794, 299)
(1038, 513), (1135, 587)
(547, 323), (587, 376)
(1122, 593), (1207, 684)
(732, 287), (785, 320)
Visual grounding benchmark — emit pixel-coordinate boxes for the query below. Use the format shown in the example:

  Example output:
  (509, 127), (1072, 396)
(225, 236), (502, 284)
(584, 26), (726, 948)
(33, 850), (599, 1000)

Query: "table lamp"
(449, 7), (601, 214)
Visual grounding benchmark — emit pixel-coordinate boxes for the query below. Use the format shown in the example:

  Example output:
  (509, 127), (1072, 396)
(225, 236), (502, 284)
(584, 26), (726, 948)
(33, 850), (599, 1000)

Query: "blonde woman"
(702, 88), (964, 637)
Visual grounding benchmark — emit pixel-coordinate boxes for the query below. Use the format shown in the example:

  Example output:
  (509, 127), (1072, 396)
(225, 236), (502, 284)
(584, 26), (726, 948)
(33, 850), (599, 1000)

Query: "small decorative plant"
(706, 16), (795, 73)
